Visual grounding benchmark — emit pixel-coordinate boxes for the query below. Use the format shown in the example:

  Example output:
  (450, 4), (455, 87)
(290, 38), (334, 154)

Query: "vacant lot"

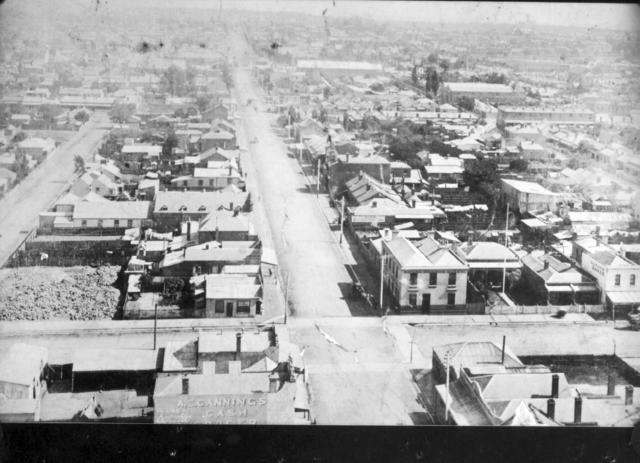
(0, 266), (121, 321)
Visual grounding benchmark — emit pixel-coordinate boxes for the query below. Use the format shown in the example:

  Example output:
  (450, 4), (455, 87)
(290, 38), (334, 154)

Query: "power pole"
(316, 160), (320, 198)
(153, 303), (158, 350)
(379, 255), (386, 313)
(501, 202), (509, 293)
(339, 197), (345, 244)
(445, 352), (451, 423)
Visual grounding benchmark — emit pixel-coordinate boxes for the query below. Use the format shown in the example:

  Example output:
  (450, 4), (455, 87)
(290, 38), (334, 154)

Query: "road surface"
(230, 33), (353, 318)
(0, 113), (109, 267)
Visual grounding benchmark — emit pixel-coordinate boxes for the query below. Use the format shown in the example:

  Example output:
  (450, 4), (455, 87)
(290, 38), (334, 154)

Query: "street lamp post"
(339, 197), (345, 244)
(379, 254), (386, 313)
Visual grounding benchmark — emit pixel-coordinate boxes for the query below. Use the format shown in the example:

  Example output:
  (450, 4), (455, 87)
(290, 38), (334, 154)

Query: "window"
(215, 300), (224, 314)
(183, 180), (188, 187)
(97, 219), (103, 228)
(159, 205), (168, 211)
(429, 273), (437, 286)
(448, 272), (456, 286)
(127, 219), (133, 227)
(95, 187), (100, 193)
(179, 205), (188, 212)
(114, 219), (120, 227)
(198, 205), (207, 212)
(237, 300), (251, 314)
(447, 293), (456, 306)
(209, 179), (214, 186)
(631, 275), (636, 286)
(198, 179), (204, 186)
(409, 273), (417, 286)
(615, 274), (621, 286)
(409, 294), (417, 307)
(81, 220), (87, 227)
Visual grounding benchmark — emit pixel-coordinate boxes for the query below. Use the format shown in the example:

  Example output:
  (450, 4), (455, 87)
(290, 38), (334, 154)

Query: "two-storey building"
(381, 234), (468, 314)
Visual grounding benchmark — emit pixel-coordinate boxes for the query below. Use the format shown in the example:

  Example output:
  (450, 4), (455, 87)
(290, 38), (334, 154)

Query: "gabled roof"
(72, 201), (151, 220)
(473, 372), (572, 401)
(456, 241), (520, 263)
(201, 129), (234, 140)
(205, 274), (261, 300)
(153, 191), (249, 214)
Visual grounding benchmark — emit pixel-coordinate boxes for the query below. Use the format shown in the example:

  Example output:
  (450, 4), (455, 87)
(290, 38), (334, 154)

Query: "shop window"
(237, 300), (251, 314)
(215, 300), (224, 314)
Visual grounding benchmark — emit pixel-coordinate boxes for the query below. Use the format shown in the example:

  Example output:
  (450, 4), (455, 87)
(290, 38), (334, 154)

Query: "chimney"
(215, 226), (220, 242)
(625, 385), (634, 405)
(359, 170), (363, 180)
(346, 152), (349, 163)
(235, 332), (242, 360)
(467, 236), (473, 247)
(547, 398), (556, 420)
(607, 374), (615, 396)
(228, 165), (232, 176)
(229, 201), (234, 210)
(411, 199), (416, 208)
(187, 221), (191, 241)
(269, 373), (279, 393)
(573, 396), (582, 424)
(551, 374), (559, 398)
(182, 375), (189, 395)
(543, 259), (549, 270)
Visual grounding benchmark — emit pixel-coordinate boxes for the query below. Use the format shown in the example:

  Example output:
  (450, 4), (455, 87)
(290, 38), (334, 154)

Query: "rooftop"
(443, 82), (514, 93)
(72, 201), (151, 220)
(0, 343), (48, 386)
(501, 178), (555, 196)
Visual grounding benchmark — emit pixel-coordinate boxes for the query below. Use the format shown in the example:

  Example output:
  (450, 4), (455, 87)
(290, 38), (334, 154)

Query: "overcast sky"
(176, 1), (640, 31)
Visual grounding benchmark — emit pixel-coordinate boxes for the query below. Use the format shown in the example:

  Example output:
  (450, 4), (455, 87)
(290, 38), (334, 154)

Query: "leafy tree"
(456, 96), (475, 112)
(73, 155), (85, 172)
(509, 158), (528, 172)
(162, 131), (179, 158)
(322, 87), (331, 99)
(109, 103), (136, 123)
(319, 109), (328, 123)
(14, 151), (30, 180)
(411, 66), (418, 85)
(195, 95), (211, 113)
(161, 65), (188, 96)
(439, 59), (450, 73)
(485, 72), (507, 84)
(426, 52), (438, 63)
(163, 277), (184, 302)
(221, 62), (234, 89)
(12, 132), (27, 143)
(369, 82), (385, 92)
(424, 67), (440, 97)
(463, 158), (500, 209)
(567, 158), (580, 169)
(74, 109), (90, 123)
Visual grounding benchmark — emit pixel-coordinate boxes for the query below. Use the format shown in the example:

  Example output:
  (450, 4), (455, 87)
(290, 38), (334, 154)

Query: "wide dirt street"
(0, 113), (109, 266)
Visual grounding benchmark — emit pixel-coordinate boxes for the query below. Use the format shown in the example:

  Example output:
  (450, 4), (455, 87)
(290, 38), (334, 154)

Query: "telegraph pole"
(153, 303), (158, 350)
(379, 255), (386, 313)
(339, 197), (345, 244)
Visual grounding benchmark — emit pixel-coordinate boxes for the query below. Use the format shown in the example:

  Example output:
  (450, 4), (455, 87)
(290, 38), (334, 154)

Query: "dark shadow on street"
(337, 281), (378, 317)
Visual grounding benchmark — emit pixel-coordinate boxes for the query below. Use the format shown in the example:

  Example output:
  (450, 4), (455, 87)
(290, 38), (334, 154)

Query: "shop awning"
(606, 291), (640, 305)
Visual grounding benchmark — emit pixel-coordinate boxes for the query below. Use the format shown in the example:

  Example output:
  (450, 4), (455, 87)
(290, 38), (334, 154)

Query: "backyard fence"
(488, 303), (605, 315)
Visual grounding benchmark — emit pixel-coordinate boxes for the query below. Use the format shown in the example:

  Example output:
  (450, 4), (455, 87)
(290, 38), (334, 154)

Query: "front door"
(421, 294), (431, 314)
(225, 302), (234, 317)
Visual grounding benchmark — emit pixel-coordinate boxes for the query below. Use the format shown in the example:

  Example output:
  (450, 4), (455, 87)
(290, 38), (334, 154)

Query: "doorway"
(225, 302), (234, 317)
(421, 294), (430, 314)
